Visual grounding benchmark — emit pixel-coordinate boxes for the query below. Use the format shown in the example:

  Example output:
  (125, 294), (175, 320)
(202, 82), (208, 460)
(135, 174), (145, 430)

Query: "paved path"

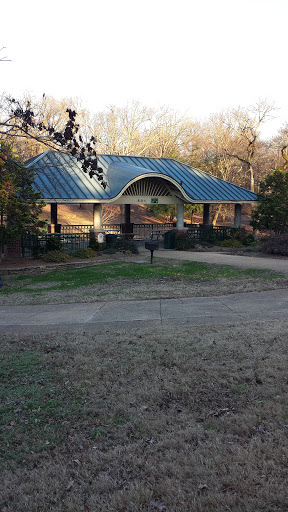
(1, 250), (288, 334)
(1, 288), (288, 334)
(154, 248), (288, 274)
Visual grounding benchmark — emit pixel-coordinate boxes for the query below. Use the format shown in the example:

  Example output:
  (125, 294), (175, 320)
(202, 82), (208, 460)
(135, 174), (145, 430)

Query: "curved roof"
(27, 150), (258, 204)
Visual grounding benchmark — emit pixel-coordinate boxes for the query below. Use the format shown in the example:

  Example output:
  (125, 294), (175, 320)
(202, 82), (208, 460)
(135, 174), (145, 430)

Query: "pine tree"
(251, 170), (288, 233)
(0, 141), (44, 252)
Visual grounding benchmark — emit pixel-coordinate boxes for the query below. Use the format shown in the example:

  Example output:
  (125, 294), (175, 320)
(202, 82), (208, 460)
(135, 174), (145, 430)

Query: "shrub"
(207, 235), (217, 244)
(30, 236), (44, 258)
(175, 234), (193, 251)
(260, 233), (288, 256)
(220, 239), (243, 248)
(242, 234), (257, 246)
(88, 236), (101, 252)
(43, 250), (72, 263)
(104, 238), (138, 254)
(45, 236), (62, 252)
(73, 248), (96, 259)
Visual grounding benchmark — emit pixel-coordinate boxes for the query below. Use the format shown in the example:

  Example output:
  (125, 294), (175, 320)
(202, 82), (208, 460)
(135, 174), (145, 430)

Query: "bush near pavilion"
(251, 169), (288, 256)
(251, 169), (288, 234)
(0, 141), (44, 254)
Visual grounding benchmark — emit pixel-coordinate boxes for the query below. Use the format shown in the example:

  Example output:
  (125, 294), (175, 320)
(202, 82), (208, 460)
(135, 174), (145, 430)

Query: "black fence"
(21, 225), (239, 257)
(187, 226), (239, 242)
(22, 233), (91, 258)
(61, 223), (174, 238)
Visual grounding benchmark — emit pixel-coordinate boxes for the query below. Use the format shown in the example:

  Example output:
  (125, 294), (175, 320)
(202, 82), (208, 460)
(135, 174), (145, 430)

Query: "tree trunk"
(211, 204), (222, 226)
(249, 164), (255, 193)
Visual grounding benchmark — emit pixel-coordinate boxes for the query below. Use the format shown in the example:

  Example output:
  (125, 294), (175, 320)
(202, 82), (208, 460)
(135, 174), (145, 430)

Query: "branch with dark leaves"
(1, 96), (106, 188)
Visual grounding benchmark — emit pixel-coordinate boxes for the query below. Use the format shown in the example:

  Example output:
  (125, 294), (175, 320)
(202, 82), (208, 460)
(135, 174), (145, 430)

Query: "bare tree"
(144, 106), (191, 159)
(0, 47), (11, 61)
(90, 101), (192, 159)
(222, 99), (276, 192)
(271, 123), (288, 171)
(90, 101), (154, 155)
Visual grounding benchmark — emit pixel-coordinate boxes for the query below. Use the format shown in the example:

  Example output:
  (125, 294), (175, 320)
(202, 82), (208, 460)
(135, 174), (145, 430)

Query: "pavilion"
(27, 150), (257, 233)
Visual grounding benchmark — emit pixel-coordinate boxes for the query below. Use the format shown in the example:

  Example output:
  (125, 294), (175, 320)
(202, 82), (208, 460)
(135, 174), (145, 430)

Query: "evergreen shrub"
(73, 248), (96, 259)
(43, 250), (72, 263)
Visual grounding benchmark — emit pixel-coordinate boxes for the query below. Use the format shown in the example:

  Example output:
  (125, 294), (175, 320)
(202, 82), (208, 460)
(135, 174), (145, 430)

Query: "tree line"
(1, 94), (288, 192)
(1, 94), (288, 248)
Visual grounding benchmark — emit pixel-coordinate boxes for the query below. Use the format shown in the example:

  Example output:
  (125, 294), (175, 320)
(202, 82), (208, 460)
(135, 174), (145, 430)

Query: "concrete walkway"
(1, 287), (288, 334)
(154, 248), (288, 275)
(1, 250), (288, 334)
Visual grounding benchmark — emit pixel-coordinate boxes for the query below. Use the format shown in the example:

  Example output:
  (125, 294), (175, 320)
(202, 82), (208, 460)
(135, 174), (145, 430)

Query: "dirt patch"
(0, 253), (130, 274)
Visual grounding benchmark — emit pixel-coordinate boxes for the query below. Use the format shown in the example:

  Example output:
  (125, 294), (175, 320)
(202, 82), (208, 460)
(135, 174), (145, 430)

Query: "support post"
(176, 203), (185, 229)
(124, 204), (131, 224)
(203, 203), (210, 226)
(51, 203), (58, 225)
(121, 204), (133, 236)
(93, 204), (102, 230)
(49, 203), (58, 233)
(234, 204), (242, 228)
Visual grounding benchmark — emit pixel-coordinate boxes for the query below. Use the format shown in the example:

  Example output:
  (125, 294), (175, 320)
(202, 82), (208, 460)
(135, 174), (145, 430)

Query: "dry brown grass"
(1, 319), (288, 512)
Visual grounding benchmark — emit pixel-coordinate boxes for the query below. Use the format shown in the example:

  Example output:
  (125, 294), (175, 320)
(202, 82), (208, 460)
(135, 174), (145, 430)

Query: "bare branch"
(0, 47), (11, 61)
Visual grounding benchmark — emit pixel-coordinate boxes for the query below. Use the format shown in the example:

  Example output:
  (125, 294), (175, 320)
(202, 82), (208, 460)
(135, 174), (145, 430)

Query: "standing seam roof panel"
(27, 151), (257, 203)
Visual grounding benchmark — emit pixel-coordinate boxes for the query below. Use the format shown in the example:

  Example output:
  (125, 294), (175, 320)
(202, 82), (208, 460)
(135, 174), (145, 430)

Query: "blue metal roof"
(27, 150), (257, 203)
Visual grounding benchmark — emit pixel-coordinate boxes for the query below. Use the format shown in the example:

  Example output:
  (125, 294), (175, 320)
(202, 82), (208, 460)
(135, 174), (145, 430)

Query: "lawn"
(1, 257), (288, 511)
(1, 320), (288, 511)
(0, 258), (285, 305)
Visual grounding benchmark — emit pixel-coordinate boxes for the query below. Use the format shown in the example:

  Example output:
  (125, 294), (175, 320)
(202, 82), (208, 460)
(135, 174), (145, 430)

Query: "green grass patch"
(0, 260), (282, 296)
(0, 351), (83, 469)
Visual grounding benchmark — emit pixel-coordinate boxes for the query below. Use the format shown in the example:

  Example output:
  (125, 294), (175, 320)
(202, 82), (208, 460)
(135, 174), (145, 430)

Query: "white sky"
(1, 0), (288, 138)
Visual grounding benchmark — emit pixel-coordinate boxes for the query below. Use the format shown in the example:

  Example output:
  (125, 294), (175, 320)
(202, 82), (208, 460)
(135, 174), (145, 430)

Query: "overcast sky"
(1, 0), (287, 138)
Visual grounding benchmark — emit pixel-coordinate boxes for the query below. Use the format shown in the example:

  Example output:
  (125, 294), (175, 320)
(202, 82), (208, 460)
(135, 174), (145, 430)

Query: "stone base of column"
(173, 227), (188, 232)
(90, 229), (106, 244)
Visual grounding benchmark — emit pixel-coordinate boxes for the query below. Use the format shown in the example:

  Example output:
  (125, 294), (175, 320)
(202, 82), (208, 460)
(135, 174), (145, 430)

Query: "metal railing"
(187, 226), (239, 242)
(22, 233), (91, 257)
(60, 224), (122, 234)
(21, 225), (240, 257)
(60, 225), (92, 234)
(133, 223), (174, 238)
(60, 223), (175, 238)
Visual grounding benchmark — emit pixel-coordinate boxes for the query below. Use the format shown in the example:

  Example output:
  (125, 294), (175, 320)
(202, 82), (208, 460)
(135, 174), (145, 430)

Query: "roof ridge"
(26, 149), (51, 167)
